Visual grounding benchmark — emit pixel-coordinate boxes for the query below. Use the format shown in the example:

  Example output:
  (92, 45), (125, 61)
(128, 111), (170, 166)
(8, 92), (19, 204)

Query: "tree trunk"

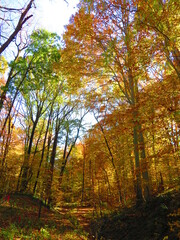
(33, 107), (53, 195)
(19, 114), (39, 192)
(28, 120), (45, 189)
(58, 114), (85, 187)
(46, 118), (60, 206)
(133, 124), (143, 204)
(81, 146), (86, 203)
(1, 116), (12, 167)
(94, 113), (123, 204)
(102, 168), (112, 205)
(138, 124), (150, 201)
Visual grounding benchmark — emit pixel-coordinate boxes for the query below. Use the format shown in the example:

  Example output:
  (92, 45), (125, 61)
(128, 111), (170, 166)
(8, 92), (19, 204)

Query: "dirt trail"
(57, 206), (94, 238)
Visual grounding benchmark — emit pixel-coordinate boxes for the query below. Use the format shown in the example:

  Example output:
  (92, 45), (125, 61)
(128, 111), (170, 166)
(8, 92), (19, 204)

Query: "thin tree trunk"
(16, 125), (30, 191)
(1, 116), (12, 167)
(20, 113), (40, 192)
(46, 118), (60, 206)
(94, 113), (123, 204)
(29, 119), (45, 181)
(138, 124), (150, 201)
(59, 113), (86, 186)
(133, 124), (143, 204)
(151, 116), (158, 189)
(102, 168), (112, 205)
(97, 179), (102, 217)
(33, 107), (53, 195)
(81, 146), (86, 203)
(91, 162), (97, 216)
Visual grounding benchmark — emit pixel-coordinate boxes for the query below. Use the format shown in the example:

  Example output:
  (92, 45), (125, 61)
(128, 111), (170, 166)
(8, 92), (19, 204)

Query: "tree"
(11, 29), (61, 192)
(62, 0), (151, 203)
(136, 0), (180, 78)
(0, 0), (34, 55)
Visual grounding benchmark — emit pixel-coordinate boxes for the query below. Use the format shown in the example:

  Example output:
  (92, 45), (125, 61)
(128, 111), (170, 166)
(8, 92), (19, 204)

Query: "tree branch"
(0, 0), (34, 55)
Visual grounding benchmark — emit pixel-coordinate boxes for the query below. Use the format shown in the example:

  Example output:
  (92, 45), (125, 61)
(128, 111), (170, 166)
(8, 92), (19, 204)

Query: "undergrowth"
(90, 190), (180, 240)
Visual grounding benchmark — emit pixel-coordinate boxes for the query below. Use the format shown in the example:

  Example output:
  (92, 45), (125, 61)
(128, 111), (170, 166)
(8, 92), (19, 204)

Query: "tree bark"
(46, 117), (60, 206)
(138, 124), (150, 201)
(33, 106), (53, 195)
(133, 124), (143, 204)
(19, 108), (42, 192)
(81, 145), (86, 203)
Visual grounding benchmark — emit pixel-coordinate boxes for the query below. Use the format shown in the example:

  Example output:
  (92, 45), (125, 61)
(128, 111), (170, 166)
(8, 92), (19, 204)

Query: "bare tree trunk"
(94, 113), (123, 205)
(81, 145), (86, 203)
(16, 125), (30, 191)
(1, 116), (12, 167)
(102, 168), (112, 205)
(19, 112), (41, 192)
(97, 179), (102, 217)
(91, 161), (97, 216)
(25, 120), (45, 192)
(58, 113), (86, 186)
(33, 107), (53, 195)
(138, 124), (150, 201)
(46, 117), (60, 206)
(151, 114), (159, 190)
(133, 124), (143, 205)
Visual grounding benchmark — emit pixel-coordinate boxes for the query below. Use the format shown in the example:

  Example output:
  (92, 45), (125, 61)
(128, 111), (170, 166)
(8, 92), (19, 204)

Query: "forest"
(0, 0), (180, 239)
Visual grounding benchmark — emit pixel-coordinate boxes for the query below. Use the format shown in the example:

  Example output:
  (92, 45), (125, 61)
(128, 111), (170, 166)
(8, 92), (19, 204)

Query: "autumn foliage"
(0, 0), (179, 225)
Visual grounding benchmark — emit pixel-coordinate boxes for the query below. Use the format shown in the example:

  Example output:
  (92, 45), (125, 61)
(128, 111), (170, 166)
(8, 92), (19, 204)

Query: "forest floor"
(0, 188), (179, 239)
(0, 193), (92, 239)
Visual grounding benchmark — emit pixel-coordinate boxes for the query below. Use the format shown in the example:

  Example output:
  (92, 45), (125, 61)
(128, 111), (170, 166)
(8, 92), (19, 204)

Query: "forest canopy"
(0, 0), (179, 229)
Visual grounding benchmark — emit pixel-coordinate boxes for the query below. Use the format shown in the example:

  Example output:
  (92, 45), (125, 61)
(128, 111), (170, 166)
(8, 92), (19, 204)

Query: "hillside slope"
(90, 189), (180, 240)
(0, 193), (89, 239)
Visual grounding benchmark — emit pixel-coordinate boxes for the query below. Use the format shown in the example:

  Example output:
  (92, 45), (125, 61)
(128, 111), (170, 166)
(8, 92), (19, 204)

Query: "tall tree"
(62, 0), (152, 202)
(14, 29), (61, 192)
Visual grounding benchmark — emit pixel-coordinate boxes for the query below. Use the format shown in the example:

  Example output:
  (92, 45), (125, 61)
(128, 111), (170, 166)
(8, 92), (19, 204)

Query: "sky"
(33, 0), (79, 36)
